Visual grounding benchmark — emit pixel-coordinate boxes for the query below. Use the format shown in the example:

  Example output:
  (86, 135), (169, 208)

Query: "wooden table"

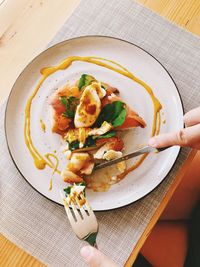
(1, 0), (200, 266)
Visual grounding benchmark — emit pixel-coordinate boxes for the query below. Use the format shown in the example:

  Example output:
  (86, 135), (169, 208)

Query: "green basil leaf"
(60, 96), (68, 108)
(112, 101), (124, 118)
(68, 137), (96, 151)
(84, 136), (96, 147)
(94, 101), (125, 127)
(62, 110), (75, 118)
(68, 96), (79, 106)
(63, 182), (86, 197)
(60, 96), (79, 118)
(78, 74), (96, 90)
(68, 140), (80, 151)
(63, 186), (72, 196)
(112, 108), (127, 127)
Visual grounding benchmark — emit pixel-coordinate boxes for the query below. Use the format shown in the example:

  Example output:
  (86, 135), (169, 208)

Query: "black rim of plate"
(4, 35), (184, 211)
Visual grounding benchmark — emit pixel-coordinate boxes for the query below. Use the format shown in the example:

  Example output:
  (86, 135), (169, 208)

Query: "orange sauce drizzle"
(40, 118), (46, 132)
(45, 153), (60, 191)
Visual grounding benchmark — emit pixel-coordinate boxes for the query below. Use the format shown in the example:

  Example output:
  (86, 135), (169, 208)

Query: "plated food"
(24, 55), (162, 196)
(6, 36), (183, 209)
(48, 74), (146, 194)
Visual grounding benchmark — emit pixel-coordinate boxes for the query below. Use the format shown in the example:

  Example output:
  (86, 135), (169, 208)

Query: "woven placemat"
(1, 0), (200, 266)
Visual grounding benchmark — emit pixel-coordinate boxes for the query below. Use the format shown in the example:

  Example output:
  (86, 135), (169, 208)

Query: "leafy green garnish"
(94, 101), (126, 127)
(85, 136), (96, 147)
(112, 109), (126, 127)
(60, 96), (79, 118)
(63, 181), (86, 197)
(62, 110), (74, 118)
(67, 132), (117, 151)
(68, 137), (96, 151)
(78, 74), (96, 90)
(60, 95), (68, 106)
(68, 140), (80, 151)
(93, 130), (116, 139)
(63, 186), (72, 196)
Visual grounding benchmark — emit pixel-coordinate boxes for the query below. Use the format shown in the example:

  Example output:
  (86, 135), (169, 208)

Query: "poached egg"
(74, 82), (106, 128)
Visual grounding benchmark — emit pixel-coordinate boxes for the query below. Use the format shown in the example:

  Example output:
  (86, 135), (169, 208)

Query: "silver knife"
(94, 146), (169, 170)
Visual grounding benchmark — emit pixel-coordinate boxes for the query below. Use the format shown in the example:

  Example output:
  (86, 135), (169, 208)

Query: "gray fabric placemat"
(1, 0), (200, 266)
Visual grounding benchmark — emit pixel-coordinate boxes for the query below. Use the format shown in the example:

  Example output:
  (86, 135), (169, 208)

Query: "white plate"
(5, 36), (183, 211)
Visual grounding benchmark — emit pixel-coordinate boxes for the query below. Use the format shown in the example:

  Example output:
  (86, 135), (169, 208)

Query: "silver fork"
(60, 190), (99, 248)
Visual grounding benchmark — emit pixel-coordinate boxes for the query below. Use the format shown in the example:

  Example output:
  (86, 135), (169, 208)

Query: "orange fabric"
(141, 221), (188, 267)
(161, 151), (200, 220)
(141, 151), (200, 267)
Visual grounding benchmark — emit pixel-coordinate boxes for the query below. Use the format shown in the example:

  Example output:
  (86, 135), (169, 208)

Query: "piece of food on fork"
(49, 74), (146, 187)
(60, 184), (99, 247)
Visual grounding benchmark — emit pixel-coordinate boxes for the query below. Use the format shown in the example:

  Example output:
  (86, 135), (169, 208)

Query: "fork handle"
(85, 232), (98, 249)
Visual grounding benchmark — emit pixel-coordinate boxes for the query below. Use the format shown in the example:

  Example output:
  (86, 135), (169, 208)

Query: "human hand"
(80, 246), (119, 267)
(148, 107), (200, 149)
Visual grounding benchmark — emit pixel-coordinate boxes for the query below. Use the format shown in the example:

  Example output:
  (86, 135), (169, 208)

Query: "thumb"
(80, 246), (118, 267)
(148, 124), (200, 149)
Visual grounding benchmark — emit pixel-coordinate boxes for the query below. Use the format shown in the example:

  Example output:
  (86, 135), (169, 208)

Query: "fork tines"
(60, 190), (93, 222)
